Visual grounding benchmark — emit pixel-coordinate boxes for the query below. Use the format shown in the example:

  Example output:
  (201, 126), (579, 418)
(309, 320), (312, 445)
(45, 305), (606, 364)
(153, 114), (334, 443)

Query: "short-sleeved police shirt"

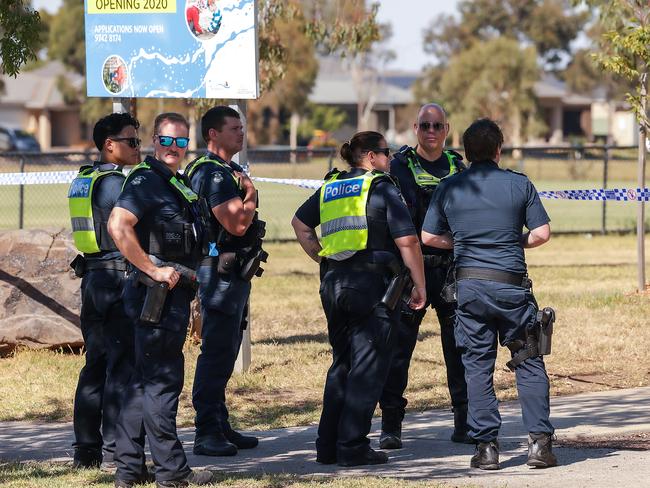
(390, 148), (466, 256)
(294, 167), (416, 263)
(88, 162), (124, 262)
(188, 151), (242, 209)
(115, 155), (195, 266)
(423, 160), (550, 273)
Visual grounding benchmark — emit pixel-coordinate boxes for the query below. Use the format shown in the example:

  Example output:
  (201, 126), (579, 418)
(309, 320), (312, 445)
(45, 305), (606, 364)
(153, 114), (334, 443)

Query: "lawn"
(0, 235), (648, 431)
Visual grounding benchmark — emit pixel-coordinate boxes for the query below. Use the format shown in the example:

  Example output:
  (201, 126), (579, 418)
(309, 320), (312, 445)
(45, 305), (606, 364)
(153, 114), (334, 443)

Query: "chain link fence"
(0, 145), (643, 240)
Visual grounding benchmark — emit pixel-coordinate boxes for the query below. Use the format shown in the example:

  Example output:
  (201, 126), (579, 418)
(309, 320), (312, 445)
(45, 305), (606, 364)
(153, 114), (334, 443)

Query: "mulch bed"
(557, 432), (650, 450)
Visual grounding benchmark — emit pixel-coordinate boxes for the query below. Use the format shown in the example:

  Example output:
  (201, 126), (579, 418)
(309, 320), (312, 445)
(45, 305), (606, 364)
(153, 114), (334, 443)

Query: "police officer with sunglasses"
(377, 103), (470, 449)
(292, 131), (426, 466)
(68, 113), (141, 470)
(109, 113), (214, 487)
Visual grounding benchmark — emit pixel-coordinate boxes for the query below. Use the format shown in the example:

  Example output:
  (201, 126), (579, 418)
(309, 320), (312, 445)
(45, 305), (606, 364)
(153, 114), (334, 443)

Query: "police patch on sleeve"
(212, 171), (224, 184)
(131, 175), (146, 186)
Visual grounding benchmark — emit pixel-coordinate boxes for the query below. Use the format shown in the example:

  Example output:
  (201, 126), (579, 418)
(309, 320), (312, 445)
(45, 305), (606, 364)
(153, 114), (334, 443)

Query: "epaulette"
(323, 167), (341, 180)
(445, 149), (464, 161)
(394, 145), (415, 164)
(506, 168), (528, 177)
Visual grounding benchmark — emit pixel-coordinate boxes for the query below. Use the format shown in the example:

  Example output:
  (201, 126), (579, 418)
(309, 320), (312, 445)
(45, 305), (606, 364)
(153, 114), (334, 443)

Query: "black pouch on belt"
(70, 254), (86, 278)
(217, 251), (238, 274)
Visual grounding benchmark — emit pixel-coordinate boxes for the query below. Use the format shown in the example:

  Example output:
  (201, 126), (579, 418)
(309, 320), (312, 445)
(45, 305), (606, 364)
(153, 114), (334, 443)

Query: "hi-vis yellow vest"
(318, 171), (388, 260)
(406, 150), (459, 188)
(68, 166), (124, 254)
(125, 161), (198, 203)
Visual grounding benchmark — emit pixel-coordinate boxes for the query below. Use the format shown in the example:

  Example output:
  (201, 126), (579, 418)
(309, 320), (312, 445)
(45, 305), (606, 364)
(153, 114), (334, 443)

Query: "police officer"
(68, 113), (140, 469)
(108, 113), (214, 486)
(292, 131), (426, 466)
(380, 103), (470, 448)
(185, 105), (261, 456)
(422, 118), (557, 470)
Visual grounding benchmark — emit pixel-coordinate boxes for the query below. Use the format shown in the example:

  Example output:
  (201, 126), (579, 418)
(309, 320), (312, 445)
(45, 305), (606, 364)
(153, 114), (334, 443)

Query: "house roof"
(534, 74), (594, 106)
(0, 61), (83, 110)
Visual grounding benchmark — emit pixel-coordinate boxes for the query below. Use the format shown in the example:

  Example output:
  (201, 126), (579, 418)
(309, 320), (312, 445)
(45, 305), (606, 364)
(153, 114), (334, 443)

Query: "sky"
(32, 0), (460, 73)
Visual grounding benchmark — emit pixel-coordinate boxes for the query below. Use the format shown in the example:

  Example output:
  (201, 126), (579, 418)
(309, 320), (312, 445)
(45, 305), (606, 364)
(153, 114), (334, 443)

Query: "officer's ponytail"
(340, 131), (385, 167)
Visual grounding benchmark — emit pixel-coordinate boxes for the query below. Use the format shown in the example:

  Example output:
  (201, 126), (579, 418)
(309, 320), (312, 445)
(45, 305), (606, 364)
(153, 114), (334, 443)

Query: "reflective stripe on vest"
(318, 171), (385, 260)
(406, 150), (459, 187)
(68, 167), (124, 254)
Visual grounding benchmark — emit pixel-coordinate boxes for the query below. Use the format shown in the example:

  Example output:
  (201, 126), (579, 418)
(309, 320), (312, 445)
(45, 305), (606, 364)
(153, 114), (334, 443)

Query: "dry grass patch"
(0, 235), (649, 431)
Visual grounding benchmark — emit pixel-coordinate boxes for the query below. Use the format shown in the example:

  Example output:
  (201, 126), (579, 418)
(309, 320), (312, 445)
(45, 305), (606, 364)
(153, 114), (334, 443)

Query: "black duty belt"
(325, 259), (400, 276)
(423, 255), (451, 268)
(85, 260), (127, 272)
(457, 267), (526, 287)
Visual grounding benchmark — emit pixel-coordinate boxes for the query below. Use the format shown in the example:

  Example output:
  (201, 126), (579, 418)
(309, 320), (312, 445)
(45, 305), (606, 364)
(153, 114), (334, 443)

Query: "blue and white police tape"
(0, 170), (648, 201)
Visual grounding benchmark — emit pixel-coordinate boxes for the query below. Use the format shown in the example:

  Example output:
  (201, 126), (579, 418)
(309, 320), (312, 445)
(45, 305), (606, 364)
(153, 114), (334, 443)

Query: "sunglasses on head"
(157, 135), (190, 148)
(418, 121), (447, 132)
(111, 137), (141, 149)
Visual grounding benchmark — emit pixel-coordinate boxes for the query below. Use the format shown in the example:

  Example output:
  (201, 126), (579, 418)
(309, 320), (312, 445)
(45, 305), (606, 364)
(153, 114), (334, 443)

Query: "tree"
(580, 0), (649, 291)
(0, 0), (42, 78)
(436, 37), (541, 146)
(47, 0), (85, 75)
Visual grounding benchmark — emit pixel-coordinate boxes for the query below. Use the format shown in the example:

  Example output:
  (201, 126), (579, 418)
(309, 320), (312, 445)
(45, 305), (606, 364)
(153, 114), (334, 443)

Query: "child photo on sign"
(186, 0), (222, 40)
(102, 55), (128, 94)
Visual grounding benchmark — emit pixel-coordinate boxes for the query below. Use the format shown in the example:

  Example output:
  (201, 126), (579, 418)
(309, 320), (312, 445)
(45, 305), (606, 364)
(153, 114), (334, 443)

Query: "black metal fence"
(0, 145), (644, 239)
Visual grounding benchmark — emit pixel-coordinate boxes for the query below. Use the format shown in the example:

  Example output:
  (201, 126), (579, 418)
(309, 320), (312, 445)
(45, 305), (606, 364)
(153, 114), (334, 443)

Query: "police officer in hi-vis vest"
(379, 103), (470, 449)
(292, 131), (426, 467)
(108, 113), (214, 487)
(68, 112), (140, 470)
(186, 106), (263, 457)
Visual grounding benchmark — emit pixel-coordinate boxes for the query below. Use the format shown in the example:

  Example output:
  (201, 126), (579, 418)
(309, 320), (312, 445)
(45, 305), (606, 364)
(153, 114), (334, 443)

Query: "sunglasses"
(111, 137), (141, 148)
(370, 147), (391, 157)
(157, 135), (190, 148)
(418, 121), (447, 132)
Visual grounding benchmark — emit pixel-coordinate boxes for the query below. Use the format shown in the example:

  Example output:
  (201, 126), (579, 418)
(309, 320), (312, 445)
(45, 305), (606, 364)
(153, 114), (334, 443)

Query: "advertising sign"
(84, 0), (259, 99)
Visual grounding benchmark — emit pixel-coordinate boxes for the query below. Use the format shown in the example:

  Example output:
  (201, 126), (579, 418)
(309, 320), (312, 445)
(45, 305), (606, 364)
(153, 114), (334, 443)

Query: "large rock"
(0, 229), (82, 355)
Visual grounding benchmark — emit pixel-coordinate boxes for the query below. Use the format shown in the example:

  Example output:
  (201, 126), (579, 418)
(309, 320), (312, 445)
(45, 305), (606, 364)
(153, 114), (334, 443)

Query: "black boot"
(193, 433), (237, 456)
(224, 427), (259, 449)
(527, 433), (558, 468)
(470, 440), (500, 470)
(379, 408), (403, 449)
(450, 404), (472, 444)
(72, 448), (102, 469)
(338, 448), (388, 467)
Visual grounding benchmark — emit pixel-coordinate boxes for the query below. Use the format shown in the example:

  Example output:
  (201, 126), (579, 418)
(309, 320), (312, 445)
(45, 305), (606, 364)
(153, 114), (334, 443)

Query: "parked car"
(0, 127), (41, 152)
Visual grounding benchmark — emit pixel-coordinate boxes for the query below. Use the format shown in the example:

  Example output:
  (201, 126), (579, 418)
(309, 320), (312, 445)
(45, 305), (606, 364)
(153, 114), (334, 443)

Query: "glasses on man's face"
(418, 121), (447, 132)
(157, 135), (190, 148)
(111, 137), (141, 149)
(370, 147), (391, 157)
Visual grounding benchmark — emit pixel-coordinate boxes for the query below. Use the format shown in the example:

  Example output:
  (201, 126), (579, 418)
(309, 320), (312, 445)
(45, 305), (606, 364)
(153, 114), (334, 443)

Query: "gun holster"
(217, 251), (238, 274)
(506, 306), (555, 371)
(239, 247), (269, 281)
(380, 268), (413, 311)
(70, 254), (86, 278)
(440, 264), (457, 303)
(136, 271), (169, 324)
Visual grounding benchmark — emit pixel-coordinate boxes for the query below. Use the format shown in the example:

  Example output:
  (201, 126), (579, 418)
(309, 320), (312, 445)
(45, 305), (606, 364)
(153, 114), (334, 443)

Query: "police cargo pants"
(114, 277), (194, 482)
(317, 268), (398, 460)
(454, 278), (554, 442)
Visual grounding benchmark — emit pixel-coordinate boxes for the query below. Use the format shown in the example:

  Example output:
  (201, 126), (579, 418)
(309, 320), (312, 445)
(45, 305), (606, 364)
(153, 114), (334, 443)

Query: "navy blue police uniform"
(187, 152), (259, 451)
(113, 155), (202, 484)
(71, 162), (134, 467)
(384, 147), (468, 437)
(294, 167), (416, 465)
(423, 160), (554, 443)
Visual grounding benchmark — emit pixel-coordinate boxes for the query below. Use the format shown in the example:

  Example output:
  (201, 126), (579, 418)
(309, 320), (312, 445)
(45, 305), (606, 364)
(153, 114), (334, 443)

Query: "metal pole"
(636, 73), (647, 292)
(232, 100), (252, 373)
(18, 157), (25, 229)
(112, 98), (130, 114)
(602, 145), (609, 235)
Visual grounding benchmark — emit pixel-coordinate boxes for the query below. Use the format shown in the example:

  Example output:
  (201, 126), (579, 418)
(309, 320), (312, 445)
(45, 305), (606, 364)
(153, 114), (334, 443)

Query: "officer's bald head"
(416, 103), (447, 124)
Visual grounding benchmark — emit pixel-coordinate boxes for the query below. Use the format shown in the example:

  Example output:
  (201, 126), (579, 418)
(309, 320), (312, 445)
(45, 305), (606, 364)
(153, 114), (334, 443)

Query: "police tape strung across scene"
(0, 170), (647, 201)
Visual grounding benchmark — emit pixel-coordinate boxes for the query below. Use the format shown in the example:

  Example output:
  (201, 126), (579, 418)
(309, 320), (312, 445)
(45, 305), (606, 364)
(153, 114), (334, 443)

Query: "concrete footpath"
(1, 387), (649, 487)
